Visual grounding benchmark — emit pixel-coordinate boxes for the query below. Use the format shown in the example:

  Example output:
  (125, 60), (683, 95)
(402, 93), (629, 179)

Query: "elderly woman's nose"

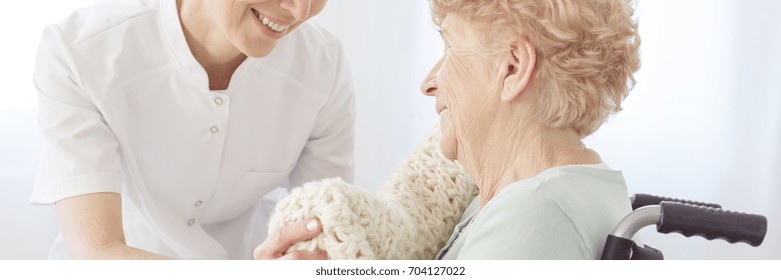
(420, 72), (438, 96)
(420, 78), (437, 96)
(280, 0), (311, 21)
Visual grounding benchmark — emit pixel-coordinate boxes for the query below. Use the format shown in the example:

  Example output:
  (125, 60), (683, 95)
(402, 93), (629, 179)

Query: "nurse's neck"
(178, 0), (246, 91)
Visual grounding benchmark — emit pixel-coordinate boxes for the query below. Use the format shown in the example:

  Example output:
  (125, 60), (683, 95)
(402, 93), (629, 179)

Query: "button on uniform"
(194, 200), (203, 207)
(214, 97), (223, 105)
(187, 219), (195, 226)
(209, 126), (219, 134)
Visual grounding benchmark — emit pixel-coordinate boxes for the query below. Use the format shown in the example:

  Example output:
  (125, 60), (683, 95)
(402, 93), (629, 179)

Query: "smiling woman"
(420, 0), (641, 259)
(26, 0), (355, 260)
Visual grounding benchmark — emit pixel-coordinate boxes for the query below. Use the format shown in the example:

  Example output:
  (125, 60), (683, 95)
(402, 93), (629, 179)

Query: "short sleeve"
(287, 40), (355, 187)
(456, 188), (591, 259)
(30, 25), (122, 204)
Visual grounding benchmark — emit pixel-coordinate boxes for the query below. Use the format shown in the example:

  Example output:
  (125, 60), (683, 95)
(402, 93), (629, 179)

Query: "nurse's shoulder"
(46, 0), (158, 46)
(36, 0), (167, 102)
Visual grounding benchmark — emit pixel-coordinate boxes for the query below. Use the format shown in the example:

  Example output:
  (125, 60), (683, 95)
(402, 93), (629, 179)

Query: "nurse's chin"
(240, 43), (278, 58)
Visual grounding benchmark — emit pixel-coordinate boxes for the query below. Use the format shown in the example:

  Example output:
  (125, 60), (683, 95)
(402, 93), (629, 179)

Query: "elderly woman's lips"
(436, 104), (447, 115)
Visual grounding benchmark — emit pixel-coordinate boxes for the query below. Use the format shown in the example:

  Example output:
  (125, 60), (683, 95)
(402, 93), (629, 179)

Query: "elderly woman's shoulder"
(459, 165), (633, 259)
(490, 165), (630, 213)
(478, 164), (632, 234)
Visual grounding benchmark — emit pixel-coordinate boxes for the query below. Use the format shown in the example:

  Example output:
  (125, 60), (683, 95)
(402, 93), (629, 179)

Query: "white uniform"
(30, 0), (355, 259)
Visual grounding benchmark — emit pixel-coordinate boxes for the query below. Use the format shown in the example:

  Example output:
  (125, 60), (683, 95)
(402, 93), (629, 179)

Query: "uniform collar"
(159, 0), (257, 92)
(159, 0), (209, 89)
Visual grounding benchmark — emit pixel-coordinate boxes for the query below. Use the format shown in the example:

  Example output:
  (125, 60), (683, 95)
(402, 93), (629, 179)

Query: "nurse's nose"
(280, 0), (311, 21)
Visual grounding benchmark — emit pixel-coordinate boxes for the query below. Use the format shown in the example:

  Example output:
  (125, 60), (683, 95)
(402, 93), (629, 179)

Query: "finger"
(279, 250), (328, 260)
(255, 219), (322, 259)
(271, 219), (322, 253)
(253, 243), (268, 260)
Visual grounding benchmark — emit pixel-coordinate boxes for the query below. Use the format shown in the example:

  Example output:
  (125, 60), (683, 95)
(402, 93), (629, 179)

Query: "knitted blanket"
(268, 127), (478, 259)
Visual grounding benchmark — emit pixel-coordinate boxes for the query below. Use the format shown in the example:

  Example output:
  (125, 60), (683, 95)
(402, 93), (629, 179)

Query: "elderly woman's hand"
(253, 219), (328, 260)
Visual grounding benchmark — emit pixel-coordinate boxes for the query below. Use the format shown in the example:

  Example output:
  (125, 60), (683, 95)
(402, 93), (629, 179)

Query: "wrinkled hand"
(254, 218), (328, 260)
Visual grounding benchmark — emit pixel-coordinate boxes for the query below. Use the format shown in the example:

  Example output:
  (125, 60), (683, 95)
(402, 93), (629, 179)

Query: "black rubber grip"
(657, 202), (767, 247)
(632, 194), (721, 210)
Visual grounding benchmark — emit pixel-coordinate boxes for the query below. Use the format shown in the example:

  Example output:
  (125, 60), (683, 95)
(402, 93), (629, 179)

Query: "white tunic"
(30, 0), (355, 259)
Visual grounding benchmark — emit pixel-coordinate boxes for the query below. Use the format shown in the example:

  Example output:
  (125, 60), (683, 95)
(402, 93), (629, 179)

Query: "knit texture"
(268, 127), (478, 259)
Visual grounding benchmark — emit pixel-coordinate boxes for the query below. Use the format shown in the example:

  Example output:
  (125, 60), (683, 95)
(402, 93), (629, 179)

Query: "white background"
(1, 0), (778, 259)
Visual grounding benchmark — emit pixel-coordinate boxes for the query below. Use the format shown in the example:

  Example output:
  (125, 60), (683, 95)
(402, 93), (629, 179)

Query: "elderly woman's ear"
(500, 37), (536, 103)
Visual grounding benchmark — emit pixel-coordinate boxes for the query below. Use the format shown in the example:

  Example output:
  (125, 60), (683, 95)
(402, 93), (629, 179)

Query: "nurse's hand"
(253, 218), (328, 260)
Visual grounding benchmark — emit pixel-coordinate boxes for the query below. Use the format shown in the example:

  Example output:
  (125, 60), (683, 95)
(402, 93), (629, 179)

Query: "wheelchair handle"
(609, 202), (767, 247)
(657, 202), (767, 247)
(631, 194), (721, 210)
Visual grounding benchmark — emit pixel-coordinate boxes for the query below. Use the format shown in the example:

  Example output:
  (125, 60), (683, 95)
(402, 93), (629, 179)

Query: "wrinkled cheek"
(441, 57), (477, 90)
(439, 55), (498, 162)
(437, 58), (477, 161)
(439, 113), (458, 160)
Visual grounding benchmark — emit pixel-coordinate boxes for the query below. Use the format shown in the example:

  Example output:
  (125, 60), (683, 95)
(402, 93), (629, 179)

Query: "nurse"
(31, 0), (353, 259)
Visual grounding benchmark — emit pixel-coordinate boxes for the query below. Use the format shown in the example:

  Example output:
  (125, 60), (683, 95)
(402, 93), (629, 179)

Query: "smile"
(251, 8), (291, 33)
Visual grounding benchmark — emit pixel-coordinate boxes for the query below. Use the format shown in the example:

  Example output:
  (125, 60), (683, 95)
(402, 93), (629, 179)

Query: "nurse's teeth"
(256, 13), (289, 33)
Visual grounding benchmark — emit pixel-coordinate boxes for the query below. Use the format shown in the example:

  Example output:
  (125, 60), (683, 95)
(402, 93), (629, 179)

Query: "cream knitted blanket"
(268, 128), (478, 259)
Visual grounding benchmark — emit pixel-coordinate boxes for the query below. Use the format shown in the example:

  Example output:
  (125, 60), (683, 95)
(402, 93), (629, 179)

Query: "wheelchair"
(600, 194), (768, 260)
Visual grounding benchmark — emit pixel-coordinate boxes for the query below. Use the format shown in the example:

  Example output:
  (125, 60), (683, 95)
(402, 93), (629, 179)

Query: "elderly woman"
(420, 0), (641, 259)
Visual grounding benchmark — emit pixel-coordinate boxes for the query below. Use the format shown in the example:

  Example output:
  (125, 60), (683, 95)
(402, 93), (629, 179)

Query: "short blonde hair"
(430, 0), (641, 137)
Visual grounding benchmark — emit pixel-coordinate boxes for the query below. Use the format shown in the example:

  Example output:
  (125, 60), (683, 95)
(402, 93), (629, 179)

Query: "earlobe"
(500, 38), (536, 102)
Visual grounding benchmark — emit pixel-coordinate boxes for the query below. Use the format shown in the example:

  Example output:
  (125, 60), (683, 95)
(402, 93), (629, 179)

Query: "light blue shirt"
(437, 164), (633, 259)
